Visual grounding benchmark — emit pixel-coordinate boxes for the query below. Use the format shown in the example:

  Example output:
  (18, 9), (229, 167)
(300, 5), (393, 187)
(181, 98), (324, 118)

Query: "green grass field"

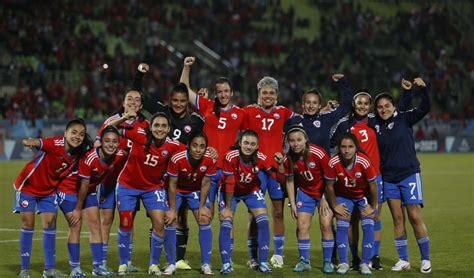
(1, 154), (473, 277)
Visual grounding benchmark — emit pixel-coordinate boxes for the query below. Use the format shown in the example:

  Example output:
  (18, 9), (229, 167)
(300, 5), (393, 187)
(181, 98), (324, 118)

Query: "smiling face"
(258, 86), (278, 109)
(339, 138), (356, 162)
(123, 90), (143, 114)
(215, 82), (233, 107)
(302, 93), (321, 115)
(64, 123), (86, 150)
(101, 131), (119, 156)
(188, 136), (207, 160)
(354, 94), (371, 117)
(239, 135), (259, 156)
(376, 97), (396, 120)
(288, 130), (307, 154)
(170, 91), (188, 115)
(151, 116), (170, 141)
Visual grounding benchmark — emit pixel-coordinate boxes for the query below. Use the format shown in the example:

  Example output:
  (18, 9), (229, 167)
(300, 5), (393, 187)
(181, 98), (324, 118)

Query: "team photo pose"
(325, 133), (378, 275)
(274, 126), (334, 273)
(218, 130), (274, 274)
(14, 118), (91, 278)
(369, 78), (431, 273)
(166, 132), (217, 275)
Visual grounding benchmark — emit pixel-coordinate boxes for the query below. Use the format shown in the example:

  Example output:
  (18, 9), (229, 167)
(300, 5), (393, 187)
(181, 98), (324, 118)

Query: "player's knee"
(119, 210), (134, 232)
(272, 209), (284, 220)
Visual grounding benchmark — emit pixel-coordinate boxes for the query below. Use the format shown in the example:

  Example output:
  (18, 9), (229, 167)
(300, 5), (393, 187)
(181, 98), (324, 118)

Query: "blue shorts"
(260, 173), (286, 200)
(176, 191), (210, 211)
(336, 196), (369, 215)
(116, 184), (169, 212)
(376, 175), (385, 204)
(57, 191), (99, 213)
(218, 189), (267, 213)
(13, 191), (58, 214)
(209, 169), (222, 202)
(295, 188), (321, 215)
(98, 184), (116, 209)
(384, 173), (424, 206)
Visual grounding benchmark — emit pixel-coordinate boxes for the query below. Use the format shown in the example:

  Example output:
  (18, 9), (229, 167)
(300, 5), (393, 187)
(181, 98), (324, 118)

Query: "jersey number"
(301, 170), (314, 181)
(239, 173), (253, 183)
(261, 119), (274, 130)
(144, 154), (159, 167)
(154, 190), (165, 202)
(253, 190), (265, 200)
(344, 176), (356, 188)
(359, 129), (368, 142)
(188, 173), (198, 182)
(172, 129), (182, 140)
(218, 118), (227, 129)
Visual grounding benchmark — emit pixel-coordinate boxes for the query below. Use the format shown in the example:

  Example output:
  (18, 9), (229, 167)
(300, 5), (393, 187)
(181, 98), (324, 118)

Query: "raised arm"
(179, 56), (199, 107)
(397, 78), (413, 111)
(404, 77), (431, 126)
(327, 74), (355, 125)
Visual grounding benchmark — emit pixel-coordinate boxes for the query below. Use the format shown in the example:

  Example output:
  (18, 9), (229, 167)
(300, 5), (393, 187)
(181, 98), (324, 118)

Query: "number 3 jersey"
(325, 152), (377, 199)
(283, 144), (330, 199)
(222, 149), (272, 196)
(118, 128), (185, 191)
(166, 150), (217, 193)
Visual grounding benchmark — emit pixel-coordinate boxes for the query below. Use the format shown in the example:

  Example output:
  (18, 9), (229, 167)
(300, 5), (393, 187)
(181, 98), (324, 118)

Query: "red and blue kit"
(14, 136), (77, 197)
(350, 119), (380, 175)
(167, 150), (217, 193)
(222, 150), (273, 196)
(283, 144), (330, 199)
(97, 113), (149, 150)
(196, 96), (245, 167)
(325, 152), (377, 199)
(242, 105), (293, 168)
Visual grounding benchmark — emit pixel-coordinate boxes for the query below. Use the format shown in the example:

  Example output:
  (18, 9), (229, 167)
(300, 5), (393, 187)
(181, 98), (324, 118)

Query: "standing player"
(218, 130), (273, 274)
(112, 112), (184, 276)
(369, 78), (431, 273)
(325, 133), (378, 275)
(166, 132), (217, 275)
(275, 126), (334, 273)
(14, 118), (91, 278)
(180, 57), (245, 269)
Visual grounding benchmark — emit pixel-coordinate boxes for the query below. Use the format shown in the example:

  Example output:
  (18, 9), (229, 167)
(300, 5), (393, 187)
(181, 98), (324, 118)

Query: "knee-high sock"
(68, 243), (80, 269)
(417, 236), (430, 261)
(164, 225), (176, 264)
(361, 217), (375, 264)
(90, 243), (103, 268)
(247, 237), (258, 260)
(199, 224), (213, 264)
(373, 220), (382, 256)
(43, 228), (56, 270)
(176, 228), (189, 261)
(394, 235), (409, 261)
(256, 214), (270, 263)
(273, 234), (285, 256)
(102, 243), (108, 265)
(150, 232), (165, 266)
(336, 220), (350, 264)
(322, 239), (334, 263)
(219, 220), (233, 264)
(118, 229), (131, 265)
(20, 229), (34, 270)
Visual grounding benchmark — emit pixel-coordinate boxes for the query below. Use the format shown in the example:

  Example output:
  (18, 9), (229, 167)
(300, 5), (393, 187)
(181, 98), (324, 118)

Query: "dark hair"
(213, 77), (233, 118)
(65, 118), (93, 157)
(145, 112), (171, 150)
(231, 129), (259, 169)
(374, 92), (394, 107)
(117, 89), (147, 120)
(336, 132), (369, 160)
(100, 125), (120, 140)
(302, 89), (323, 105)
(286, 126), (310, 174)
(352, 90), (373, 116)
(188, 131), (208, 148)
(169, 82), (191, 117)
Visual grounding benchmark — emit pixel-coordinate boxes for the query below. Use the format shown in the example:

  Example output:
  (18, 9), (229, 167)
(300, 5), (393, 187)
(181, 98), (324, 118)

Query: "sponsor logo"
(273, 113), (280, 119)
(355, 172), (362, 178)
(200, 166), (207, 172)
(313, 120), (321, 128)
(308, 162), (316, 168)
(338, 244), (346, 248)
(21, 200), (29, 208)
(21, 252), (30, 257)
(410, 195), (417, 200)
(364, 243), (373, 248)
(231, 113), (238, 119)
(184, 125), (192, 133)
(256, 114), (262, 118)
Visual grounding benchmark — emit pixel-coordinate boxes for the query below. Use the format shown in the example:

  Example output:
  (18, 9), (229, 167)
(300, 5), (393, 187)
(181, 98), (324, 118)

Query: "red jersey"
(325, 152), (377, 199)
(78, 148), (127, 193)
(283, 144), (330, 198)
(242, 105), (294, 167)
(222, 149), (272, 196)
(167, 150), (217, 193)
(14, 136), (77, 197)
(118, 128), (184, 191)
(57, 166), (79, 194)
(97, 113), (149, 150)
(350, 118), (380, 175)
(196, 96), (245, 168)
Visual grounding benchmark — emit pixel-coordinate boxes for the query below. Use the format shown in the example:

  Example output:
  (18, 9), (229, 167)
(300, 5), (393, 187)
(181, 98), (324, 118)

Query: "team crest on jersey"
(313, 120), (321, 128)
(219, 200), (226, 208)
(375, 125), (380, 133)
(200, 166), (207, 172)
(231, 113), (238, 119)
(273, 113), (280, 120)
(296, 201), (303, 208)
(388, 122), (394, 130)
(161, 150), (169, 156)
(184, 125), (192, 133)
(355, 172), (362, 178)
(21, 200), (29, 208)
(252, 166), (259, 173)
(117, 201), (121, 208)
(308, 162), (316, 168)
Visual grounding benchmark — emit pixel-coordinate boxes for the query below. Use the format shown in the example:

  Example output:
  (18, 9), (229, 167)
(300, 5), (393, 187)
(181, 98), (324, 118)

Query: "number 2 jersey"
(325, 152), (377, 199)
(14, 136), (77, 197)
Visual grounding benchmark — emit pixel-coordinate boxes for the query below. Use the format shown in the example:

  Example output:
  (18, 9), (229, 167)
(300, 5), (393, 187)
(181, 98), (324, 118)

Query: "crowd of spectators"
(0, 0), (472, 124)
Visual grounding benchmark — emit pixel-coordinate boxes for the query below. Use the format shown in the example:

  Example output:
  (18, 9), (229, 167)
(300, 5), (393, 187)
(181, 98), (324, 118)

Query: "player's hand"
(123, 111), (137, 120)
(319, 198), (332, 217)
(68, 209), (82, 227)
(137, 63), (149, 73)
(198, 206), (212, 221)
(401, 79), (412, 90)
(328, 100), (339, 109)
(219, 207), (233, 221)
(273, 152), (284, 165)
(334, 203), (350, 218)
(361, 204), (375, 217)
(165, 209), (177, 225)
(197, 88), (209, 98)
(184, 57), (195, 67)
(290, 205), (298, 220)
(93, 140), (102, 148)
(332, 73), (344, 82)
(413, 77), (426, 88)
(206, 147), (218, 161)
(22, 138), (36, 149)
